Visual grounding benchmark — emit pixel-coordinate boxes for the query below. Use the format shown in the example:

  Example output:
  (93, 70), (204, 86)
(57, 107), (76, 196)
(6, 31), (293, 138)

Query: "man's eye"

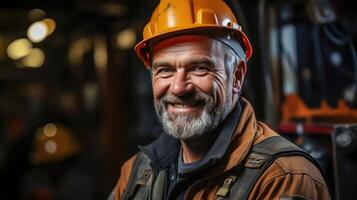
(153, 67), (175, 77)
(191, 66), (209, 74)
(157, 67), (173, 73)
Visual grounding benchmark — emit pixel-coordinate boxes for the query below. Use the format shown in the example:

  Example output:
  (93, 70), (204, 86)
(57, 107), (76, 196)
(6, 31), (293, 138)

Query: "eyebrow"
(187, 57), (216, 68)
(152, 56), (216, 70)
(151, 61), (172, 71)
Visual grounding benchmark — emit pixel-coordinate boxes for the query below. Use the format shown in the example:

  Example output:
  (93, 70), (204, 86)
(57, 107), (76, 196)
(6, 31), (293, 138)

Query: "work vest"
(110, 136), (322, 200)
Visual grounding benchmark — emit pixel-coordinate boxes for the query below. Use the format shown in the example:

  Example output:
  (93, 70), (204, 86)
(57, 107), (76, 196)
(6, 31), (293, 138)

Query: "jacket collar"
(221, 98), (259, 172)
(139, 132), (180, 170)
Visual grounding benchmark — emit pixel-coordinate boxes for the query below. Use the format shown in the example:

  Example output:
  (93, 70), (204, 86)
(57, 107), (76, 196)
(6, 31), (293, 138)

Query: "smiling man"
(110, 0), (331, 200)
(152, 35), (237, 142)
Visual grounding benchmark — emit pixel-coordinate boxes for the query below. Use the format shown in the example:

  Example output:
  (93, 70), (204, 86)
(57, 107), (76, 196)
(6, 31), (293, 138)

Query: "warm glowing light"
(27, 21), (48, 43)
(42, 18), (56, 35)
(44, 140), (57, 154)
(28, 9), (46, 21)
(69, 38), (91, 66)
(116, 28), (136, 49)
(7, 38), (32, 60)
(101, 3), (127, 16)
(94, 37), (107, 70)
(22, 48), (45, 68)
(44, 123), (57, 137)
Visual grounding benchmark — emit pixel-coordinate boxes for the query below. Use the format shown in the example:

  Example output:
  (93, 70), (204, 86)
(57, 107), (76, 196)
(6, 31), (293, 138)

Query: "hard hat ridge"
(135, 0), (253, 68)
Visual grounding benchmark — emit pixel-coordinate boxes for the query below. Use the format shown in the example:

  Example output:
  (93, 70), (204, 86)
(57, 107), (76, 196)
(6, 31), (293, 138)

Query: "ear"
(232, 60), (247, 94)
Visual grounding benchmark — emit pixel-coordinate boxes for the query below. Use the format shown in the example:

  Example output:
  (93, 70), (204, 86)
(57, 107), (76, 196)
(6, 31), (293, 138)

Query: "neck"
(181, 132), (218, 163)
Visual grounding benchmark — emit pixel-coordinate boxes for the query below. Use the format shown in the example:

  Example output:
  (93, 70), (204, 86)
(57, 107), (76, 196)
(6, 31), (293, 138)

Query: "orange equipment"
(134, 0), (253, 68)
(282, 94), (357, 124)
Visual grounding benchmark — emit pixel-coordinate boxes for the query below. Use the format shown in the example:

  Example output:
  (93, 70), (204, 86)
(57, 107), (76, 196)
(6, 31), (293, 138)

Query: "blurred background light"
(101, 3), (127, 17)
(28, 9), (46, 22)
(69, 37), (92, 66)
(21, 48), (45, 68)
(30, 123), (82, 165)
(115, 28), (136, 49)
(83, 82), (99, 111)
(7, 38), (32, 60)
(44, 123), (57, 137)
(94, 37), (107, 70)
(44, 140), (57, 154)
(42, 18), (56, 35)
(27, 21), (48, 43)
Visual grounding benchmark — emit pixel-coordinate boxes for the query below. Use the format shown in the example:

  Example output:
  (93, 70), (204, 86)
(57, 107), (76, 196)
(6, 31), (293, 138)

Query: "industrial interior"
(0, 0), (356, 199)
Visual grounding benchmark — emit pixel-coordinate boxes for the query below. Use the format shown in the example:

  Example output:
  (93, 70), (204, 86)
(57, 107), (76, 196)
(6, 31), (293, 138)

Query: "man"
(111, 0), (331, 199)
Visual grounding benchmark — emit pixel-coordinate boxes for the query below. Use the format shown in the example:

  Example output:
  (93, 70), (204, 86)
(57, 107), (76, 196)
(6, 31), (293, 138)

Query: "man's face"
(151, 35), (240, 141)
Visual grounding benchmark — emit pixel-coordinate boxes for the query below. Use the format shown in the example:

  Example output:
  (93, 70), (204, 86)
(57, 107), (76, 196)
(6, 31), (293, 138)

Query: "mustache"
(160, 92), (211, 105)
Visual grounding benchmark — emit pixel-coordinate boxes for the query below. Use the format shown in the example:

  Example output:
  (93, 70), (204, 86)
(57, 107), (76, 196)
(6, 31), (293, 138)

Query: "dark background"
(0, 0), (356, 199)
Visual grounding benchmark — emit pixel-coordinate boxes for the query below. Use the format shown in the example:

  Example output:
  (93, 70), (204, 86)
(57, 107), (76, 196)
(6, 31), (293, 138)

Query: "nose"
(170, 70), (193, 96)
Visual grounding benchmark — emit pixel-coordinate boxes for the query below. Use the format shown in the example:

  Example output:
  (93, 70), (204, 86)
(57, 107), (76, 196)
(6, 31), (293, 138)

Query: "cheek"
(193, 76), (227, 102)
(213, 80), (228, 104)
(213, 74), (230, 104)
(152, 78), (171, 99)
(192, 77), (213, 93)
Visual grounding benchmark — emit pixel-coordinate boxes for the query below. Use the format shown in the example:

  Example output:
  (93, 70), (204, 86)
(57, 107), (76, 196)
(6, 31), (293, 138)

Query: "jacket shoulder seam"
(273, 157), (326, 184)
(259, 165), (330, 193)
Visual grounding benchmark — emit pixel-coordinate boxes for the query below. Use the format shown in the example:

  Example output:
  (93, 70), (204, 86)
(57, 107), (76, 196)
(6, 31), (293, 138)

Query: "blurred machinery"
(332, 125), (357, 200)
(242, 0), (357, 199)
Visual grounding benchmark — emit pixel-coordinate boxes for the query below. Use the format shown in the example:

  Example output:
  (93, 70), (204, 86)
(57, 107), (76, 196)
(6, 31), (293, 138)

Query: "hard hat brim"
(134, 25), (253, 68)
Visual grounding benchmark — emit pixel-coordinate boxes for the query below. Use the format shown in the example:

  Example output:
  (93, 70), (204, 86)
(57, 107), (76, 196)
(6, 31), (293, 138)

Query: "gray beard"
(154, 90), (234, 141)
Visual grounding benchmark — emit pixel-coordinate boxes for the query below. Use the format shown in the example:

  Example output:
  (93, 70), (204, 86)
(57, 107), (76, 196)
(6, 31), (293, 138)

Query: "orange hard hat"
(134, 0), (253, 68)
(30, 123), (82, 165)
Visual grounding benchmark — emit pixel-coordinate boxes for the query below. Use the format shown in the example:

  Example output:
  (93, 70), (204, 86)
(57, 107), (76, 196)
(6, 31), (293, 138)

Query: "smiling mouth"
(165, 101), (206, 115)
(167, 100), (204, 108)
(171, 104), (192, 108)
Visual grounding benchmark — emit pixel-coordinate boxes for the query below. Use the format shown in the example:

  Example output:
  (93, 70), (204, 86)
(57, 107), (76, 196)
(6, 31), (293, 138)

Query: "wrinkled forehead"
(151, 35), (220, 59)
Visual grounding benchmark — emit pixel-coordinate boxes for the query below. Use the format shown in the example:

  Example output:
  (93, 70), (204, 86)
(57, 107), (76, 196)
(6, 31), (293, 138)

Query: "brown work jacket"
(114, 98), (331, 200)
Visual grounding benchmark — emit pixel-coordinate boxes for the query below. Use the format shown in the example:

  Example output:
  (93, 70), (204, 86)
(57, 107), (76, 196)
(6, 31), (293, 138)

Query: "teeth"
(173, 104), (191, 108)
